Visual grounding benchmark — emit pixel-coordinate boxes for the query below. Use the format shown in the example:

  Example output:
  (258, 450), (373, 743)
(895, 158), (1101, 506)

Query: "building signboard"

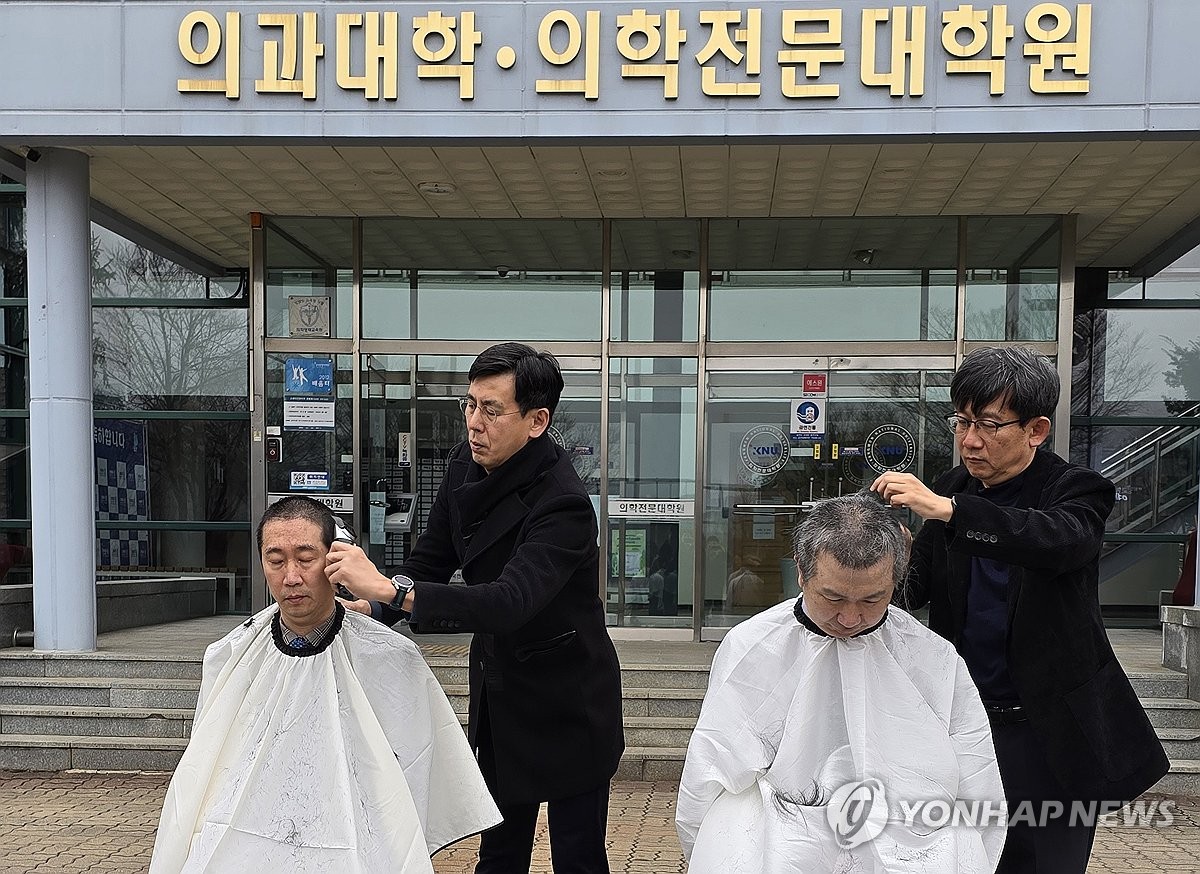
(3, 2), (1194, 141)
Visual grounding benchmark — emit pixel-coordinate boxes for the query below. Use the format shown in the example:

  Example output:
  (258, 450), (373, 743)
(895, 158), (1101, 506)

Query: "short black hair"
(468, 342), (564, 422)
(256, 496), (335, 552)
(951, 346), (1059, 423)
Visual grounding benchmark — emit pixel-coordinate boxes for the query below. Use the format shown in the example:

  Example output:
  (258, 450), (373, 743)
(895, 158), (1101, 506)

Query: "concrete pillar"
(26, 148), (96, 651)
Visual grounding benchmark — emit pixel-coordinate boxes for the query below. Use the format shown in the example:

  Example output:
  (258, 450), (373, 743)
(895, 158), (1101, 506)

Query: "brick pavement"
(0, 771), (1196, 872)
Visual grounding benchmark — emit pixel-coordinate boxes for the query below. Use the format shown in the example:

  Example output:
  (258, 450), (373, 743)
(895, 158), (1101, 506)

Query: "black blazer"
(382, 435), (624, 805)
(901, 450), (1168, 803)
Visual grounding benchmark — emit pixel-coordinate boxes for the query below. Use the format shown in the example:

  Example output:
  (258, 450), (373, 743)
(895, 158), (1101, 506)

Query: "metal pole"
(1193, 476), (1199, 608)
(27, 148), (96, 651)
(248, 214), (268, 612)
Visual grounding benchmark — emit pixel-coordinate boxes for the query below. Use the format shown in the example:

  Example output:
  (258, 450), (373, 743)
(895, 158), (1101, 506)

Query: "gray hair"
(791, 493), (907, 588)
(951, 346), (1059, 422)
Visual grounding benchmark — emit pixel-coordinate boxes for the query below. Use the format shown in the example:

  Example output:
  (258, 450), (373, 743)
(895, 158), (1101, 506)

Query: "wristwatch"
(389, 574), (415, 611)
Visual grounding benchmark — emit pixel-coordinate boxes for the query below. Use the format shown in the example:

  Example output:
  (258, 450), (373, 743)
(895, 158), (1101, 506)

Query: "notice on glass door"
(284, 398), (336, 431)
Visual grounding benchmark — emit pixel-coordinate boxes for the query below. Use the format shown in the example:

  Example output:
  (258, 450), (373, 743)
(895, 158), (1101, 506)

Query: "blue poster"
(94, 419), (150, 568)
(284, 357), (334, 395)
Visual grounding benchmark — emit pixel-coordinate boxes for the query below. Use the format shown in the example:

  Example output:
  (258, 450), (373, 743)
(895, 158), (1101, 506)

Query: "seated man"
(150, 496), (500, 873)
(677, 494), (1006, 874)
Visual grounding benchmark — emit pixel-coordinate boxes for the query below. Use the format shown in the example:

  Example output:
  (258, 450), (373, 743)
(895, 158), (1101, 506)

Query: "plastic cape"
(676, 600), (1005, 874)
(150, 605), (501, 874)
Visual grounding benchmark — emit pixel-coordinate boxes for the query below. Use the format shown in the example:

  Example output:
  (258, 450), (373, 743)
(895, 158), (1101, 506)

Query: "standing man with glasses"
(871, 345), (1167, 874)
(327, 342), (623, 874)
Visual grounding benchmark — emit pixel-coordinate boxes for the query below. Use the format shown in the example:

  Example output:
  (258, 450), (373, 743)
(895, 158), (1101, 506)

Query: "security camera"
(496, 266), (510, 278)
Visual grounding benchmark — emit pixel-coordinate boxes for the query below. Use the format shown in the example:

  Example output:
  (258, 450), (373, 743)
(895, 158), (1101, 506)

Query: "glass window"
(965, 216), (1060, 341)
(92, 226), (216, 299)
(265, 217), (354, 338)
(0, 190), (25, 299)
(1070, 422), (1199, 538)
(708, 218), (958, 342)
(96, 530), (252, 613)
(414, 271), (601, 341)
(363, 218), (603, 341)
(1074, 309), (1200, 417)
(607, 357), (697, 628)
(610, 220), (700, 342)
(94, 418), (249, 523)
(0, 529), (31, 585)
(0, 417), (28, 520)
(93, 308), (248, 410)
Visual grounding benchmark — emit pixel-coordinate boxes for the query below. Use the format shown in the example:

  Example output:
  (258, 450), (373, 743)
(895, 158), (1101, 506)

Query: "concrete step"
(1128, 671), (1189, 700)
(623, 688), (705, 719)
(1152, 760), (1200, 796)
(623, 716), (695, 749)
(0, 734), (187, 771)
(1155, 727), (1200, 760)
(0, 652), (202, 680)
(0, 677), (200, 710)
(1141, 697), (1200, 729)
(427, 659), (714, 692)
(620, 664), (711, 690)
(0, 705), (192, 739)
(615, 746), (686, 782)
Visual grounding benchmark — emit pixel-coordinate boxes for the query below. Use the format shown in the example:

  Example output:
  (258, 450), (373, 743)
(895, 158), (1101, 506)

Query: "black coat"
(901, 450), (1168, 803)
(383, 435), (624, 805)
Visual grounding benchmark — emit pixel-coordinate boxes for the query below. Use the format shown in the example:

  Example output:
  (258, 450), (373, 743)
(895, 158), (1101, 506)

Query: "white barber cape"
(677, 600), (1005, 874)
(150, 604), (501, 874)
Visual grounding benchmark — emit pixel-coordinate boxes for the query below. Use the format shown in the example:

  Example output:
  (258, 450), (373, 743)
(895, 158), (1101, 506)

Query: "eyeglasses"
(945, 414), (1022, 437)
(459, 397), (523, 425)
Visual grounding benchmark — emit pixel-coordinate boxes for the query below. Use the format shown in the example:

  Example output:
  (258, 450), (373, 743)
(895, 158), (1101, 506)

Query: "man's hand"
(870, 472), (955, 522)
(326, 542), (395, 603)
(336, 596), (373, 615)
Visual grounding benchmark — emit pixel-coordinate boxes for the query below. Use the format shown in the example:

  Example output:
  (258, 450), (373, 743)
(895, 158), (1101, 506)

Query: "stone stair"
(2, 649), (1198, 794)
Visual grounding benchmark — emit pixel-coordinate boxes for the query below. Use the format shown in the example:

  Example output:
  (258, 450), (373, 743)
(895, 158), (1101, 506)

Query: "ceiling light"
(595, 168), (629, 180)
(417, 181), (457, 195)
(851, 248), (876, 265)
(672, 249), (695, 259)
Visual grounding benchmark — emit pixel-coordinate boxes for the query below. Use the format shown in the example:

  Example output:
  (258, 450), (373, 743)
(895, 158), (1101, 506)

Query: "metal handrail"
(1100, 402), (1200, 472)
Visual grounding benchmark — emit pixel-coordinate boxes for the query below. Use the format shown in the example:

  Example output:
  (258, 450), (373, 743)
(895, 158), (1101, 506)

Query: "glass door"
(264, 352), (355, 516)
(360, 354), (413, 569)
(701, 362), (955, 634)
(606, 357), (698, 628)
(355, 354), (603, 579)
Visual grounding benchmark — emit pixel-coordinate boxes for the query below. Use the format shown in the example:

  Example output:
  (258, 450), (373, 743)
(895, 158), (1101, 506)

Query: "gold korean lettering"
(536, 10), (601, 99)
(942, 4), (1013, 95)
(778, 9), (845, 98)
(617, 8), (688, 100)
(1024, 2), (1091, 94)
(695, 9), (762, 97)
(178, 10), (240, 98)
(861, 6), (926, 97)
(414, 11), (484, 100)
(256, 11), (325, 99)
(336, 12), (399, 100)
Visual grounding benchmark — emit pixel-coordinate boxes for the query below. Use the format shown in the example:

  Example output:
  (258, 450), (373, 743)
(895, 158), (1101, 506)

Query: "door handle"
(731, 503), (818, 516)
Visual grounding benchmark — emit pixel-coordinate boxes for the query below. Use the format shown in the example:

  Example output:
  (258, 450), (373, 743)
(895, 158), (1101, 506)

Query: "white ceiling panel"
(73, 138), (1200, 272)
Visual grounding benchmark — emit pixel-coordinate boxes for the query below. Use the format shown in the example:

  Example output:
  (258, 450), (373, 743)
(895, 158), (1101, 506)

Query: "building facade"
(0, 0), (1198, 643)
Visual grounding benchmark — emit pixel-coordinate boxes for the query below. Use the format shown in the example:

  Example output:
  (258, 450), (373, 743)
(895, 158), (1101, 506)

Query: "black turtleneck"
(793, 596), (888, 638)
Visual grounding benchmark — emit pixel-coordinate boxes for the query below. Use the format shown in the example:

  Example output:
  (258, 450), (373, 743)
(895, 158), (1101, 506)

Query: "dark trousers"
(473, 701), (611, 874)
(992, 720), (1098, 874)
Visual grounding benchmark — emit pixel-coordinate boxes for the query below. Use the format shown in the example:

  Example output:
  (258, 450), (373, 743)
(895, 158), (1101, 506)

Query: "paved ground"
(0, 771), (1196, 873)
